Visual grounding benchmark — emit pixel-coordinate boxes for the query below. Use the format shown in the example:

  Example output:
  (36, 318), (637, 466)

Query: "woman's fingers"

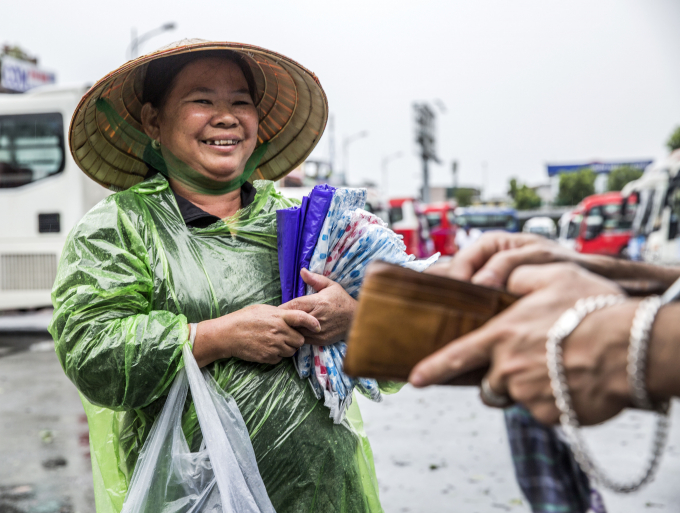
(300, 268), (334, 292)
(278, 343), (299, 358)
(284, 331), (305, 350)
(409, 322), (502, 387)
(278, 296), (313, 313)
(280, 309), (321, 333)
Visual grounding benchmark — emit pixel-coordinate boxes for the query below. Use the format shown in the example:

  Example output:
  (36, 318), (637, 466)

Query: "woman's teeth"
(204, 139), (238, 146)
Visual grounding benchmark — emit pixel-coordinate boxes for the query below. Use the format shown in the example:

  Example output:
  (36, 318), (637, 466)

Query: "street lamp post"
(342, 130), (368, 186)
(128, 22), (177, 60)
(381, 152), (403, 198)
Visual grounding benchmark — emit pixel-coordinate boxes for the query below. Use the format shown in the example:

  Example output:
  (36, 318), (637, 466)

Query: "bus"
(0, 84), (110, 310)
(453, 206), (519, 233)
(635, 150), (680, 264)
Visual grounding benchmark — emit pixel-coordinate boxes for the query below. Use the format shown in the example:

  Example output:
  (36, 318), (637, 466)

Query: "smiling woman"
(49, 39), (384, 513)
(141, 55), (261, 219)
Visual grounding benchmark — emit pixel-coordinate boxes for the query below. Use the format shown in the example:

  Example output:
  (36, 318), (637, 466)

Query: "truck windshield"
(0, 113), (65, 188)
(426, 213), (441, 228)
(456, 213), (518, 231)
(587, 203), (633, 232)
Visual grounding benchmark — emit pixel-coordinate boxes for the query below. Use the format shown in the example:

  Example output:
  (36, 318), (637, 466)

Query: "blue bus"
(454, 206), (519, 233)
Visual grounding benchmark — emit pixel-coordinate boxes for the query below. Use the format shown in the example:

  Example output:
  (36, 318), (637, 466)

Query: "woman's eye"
(193, 99), (211, 105)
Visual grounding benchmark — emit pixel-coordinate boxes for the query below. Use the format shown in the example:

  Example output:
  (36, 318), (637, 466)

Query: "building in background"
(0, 45), (56, 93)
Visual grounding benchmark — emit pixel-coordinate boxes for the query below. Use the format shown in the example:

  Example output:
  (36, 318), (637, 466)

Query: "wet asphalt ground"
(2, 329), (680, 513)
(0, 332), (94, 513)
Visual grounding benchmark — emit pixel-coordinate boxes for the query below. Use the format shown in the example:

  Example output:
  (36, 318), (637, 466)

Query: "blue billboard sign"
(1, 56), (56, 93)
(546, 160), (653, 177)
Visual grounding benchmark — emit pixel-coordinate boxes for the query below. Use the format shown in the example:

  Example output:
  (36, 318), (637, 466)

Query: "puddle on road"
(0, 483), (75, 513)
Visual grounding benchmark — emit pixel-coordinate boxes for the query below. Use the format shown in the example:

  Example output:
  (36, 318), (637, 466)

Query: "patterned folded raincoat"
(49, 174), (383, 513)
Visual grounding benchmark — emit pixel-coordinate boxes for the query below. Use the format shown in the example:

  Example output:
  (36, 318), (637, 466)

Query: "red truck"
(388, 197), (433, 258)
(570, 192), (634, 256)
(423, 201), (458, 256)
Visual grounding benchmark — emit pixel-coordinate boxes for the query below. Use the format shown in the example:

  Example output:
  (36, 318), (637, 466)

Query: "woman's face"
(142, 58), (259, 183)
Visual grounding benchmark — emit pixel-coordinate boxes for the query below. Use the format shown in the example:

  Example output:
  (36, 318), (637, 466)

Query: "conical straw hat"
(69, 39), (328, 191)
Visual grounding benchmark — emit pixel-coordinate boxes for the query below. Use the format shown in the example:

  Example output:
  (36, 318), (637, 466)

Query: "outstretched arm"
(411, 262), (680, 425)
(427, 231), (680, 288)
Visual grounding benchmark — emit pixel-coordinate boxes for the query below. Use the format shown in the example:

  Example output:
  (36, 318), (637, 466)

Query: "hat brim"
(69, 39), (328, 191)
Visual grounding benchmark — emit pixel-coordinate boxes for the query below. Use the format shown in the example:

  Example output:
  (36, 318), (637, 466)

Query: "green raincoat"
(48, 174), (383, 513)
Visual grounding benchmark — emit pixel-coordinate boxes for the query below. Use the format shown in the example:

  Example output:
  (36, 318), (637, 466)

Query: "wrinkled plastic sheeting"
(291, 188), (438, 422)
(276, 184), (335, 303)
(122, 344), (274, 513)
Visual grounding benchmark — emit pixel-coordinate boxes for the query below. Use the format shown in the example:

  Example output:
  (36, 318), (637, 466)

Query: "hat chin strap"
(144, 139), (269, 195)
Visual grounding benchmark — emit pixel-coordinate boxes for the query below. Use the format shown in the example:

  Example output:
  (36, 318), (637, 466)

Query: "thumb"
(300, 268), (334, 292)
(280, 310), (321, 333)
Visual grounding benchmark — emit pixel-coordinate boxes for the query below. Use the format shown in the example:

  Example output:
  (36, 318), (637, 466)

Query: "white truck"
(0, 84), (110, 310)
(621, 150), (680, 265)
(641, 150), (680, 265)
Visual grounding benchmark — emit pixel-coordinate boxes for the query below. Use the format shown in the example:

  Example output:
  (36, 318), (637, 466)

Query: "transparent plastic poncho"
(48, 175), (383, 513)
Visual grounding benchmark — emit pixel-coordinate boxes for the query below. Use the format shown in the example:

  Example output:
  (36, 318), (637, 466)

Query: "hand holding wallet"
(344, 261), (517, 385)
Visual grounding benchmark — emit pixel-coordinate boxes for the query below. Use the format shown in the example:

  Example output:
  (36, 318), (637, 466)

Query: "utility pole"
(342, 130), (368, 186)
(413, 102), (439, 204)
(128, 22), (176, 60)
(381, 152), (403, 198)
(328, 114), (335, 178)
(451, 160), (458, 200)
(481, 160), (488, 202)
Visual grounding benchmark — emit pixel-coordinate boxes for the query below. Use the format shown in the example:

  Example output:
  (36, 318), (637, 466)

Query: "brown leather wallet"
(344, 261), (517, 385)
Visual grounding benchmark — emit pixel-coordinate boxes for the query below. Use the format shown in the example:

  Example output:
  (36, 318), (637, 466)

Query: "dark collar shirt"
(172, 181), (257, 228)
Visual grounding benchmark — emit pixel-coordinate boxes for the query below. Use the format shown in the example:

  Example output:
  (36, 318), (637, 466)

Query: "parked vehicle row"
(388, 200), (520, 258)
(554, 150), (680, 264)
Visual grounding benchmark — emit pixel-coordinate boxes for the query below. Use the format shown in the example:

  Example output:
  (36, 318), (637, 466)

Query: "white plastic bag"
(121, 344), (276, 513)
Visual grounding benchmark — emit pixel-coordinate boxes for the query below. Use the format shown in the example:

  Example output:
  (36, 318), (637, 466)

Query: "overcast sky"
(4, 0), (679, 198)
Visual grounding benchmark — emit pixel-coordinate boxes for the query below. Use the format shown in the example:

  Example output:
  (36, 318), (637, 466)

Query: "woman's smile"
(202, 138), (240, 147)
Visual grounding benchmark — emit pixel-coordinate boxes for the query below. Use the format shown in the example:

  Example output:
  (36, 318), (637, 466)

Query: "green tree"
(556, 168), (596, 206)
(607, 166), (643, 192)
(454, 188), (475, 207)
(667, 126), (680, 152)
(514, 185), (542, 210)
(507, 177), (541, 210)
(508, 178), (518, 200)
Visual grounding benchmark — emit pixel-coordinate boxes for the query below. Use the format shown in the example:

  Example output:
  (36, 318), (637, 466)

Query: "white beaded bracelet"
(546, 294), (671, 493)
(628, 296), (667, 412)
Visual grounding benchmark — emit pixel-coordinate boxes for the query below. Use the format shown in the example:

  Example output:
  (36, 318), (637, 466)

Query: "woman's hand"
(410, 263), (635, 426)
(193, 304), (320, 367)
(278, 269), (356, 345)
